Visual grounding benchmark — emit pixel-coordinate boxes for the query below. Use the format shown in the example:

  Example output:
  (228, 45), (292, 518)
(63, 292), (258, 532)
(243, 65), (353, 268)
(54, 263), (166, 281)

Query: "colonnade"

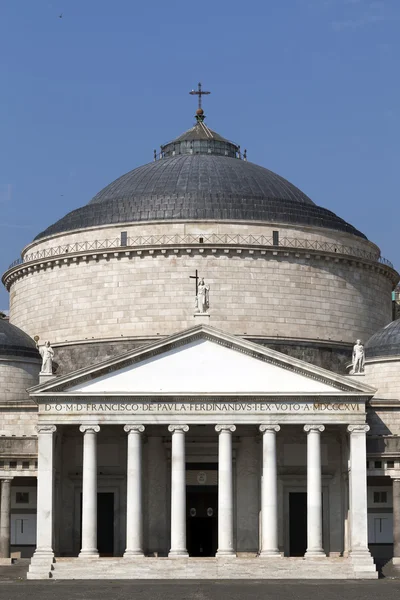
(29, 422), (373, 561)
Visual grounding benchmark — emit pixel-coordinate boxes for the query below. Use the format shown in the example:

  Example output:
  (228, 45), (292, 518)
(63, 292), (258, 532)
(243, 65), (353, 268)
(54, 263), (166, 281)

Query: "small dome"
(0, 319), (39, 359)
(365, 319), (400, 359)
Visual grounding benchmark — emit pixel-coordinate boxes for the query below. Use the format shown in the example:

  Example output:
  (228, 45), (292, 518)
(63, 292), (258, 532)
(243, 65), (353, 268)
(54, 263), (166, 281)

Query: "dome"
(34, 119), (366, 241)
(0, 319), (39, 359)
(365, 319), (400, 359)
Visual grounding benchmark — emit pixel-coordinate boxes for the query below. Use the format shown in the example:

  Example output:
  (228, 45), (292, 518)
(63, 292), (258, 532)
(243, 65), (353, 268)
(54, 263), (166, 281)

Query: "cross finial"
(189, 82), (210, 122)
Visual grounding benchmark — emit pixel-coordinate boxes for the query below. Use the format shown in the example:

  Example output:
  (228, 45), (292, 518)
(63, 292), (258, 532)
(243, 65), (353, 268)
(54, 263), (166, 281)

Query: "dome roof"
(365, 319), (400, 359)
(35, 153), (366, 240)
(0, 319), (40, 359)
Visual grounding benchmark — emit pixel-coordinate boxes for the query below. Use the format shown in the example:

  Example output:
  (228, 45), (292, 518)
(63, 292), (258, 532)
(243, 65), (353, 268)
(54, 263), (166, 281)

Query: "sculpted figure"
(37, 340), (54, 374)
(352, 339), (365, 374)
(196, 278), (210, 313)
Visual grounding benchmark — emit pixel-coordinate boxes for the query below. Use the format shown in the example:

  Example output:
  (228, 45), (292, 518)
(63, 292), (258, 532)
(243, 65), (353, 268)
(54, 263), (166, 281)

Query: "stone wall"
(364, 360), (400, 401)
(8, 251), (392, 347)
(0, 406), (38, 437)
(0, 358), (40, 401)
(367, 408), (400, 436)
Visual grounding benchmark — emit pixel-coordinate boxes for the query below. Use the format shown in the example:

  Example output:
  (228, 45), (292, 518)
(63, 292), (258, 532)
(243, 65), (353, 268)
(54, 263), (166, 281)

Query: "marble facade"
(22, 326), (379, 578)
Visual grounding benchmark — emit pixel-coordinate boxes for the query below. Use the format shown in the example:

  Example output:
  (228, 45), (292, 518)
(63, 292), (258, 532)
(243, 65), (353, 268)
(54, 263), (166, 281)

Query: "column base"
(0, 558), (12, 565)
(27, 550), (54, 579)
(78, 550), (99, 558)
(123, 550), (145, 558)
(216, 550), (236, 558)
(259, 550), (282, 558)
(168, 550), (189, 558)
(304, 549), (326, 558)
(349, 550), (377, 578)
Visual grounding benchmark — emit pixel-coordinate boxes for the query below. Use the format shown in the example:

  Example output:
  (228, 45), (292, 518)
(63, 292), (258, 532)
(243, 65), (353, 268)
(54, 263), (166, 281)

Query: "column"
(304, 424), (325, 557)
(168, 425), (189, 557)
(124, 425), (145, 558)
(0, 479), (13, 559)
(32, 425), (56, 560)
(259, 425), (280, 557)
(79, 425), (100, 558)
(393, 478), (400, 562)
(215, 424), (236, 557)
(347, 424), (372, 558)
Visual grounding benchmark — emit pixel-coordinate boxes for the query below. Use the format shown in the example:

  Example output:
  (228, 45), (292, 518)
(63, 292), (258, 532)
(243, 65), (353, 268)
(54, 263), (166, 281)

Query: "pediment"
(29, 325), (376, 397)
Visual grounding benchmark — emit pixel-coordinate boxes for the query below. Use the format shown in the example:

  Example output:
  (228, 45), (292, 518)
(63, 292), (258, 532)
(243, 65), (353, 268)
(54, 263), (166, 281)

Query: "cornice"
(3, 243), (398, 291)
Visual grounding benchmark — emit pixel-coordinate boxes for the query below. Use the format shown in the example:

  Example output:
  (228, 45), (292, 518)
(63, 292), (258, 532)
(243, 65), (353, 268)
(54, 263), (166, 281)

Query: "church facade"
(1, 91), (399, 579)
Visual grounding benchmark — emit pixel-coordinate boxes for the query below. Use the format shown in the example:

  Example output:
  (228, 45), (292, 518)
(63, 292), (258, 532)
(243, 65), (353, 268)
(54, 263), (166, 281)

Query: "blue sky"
(1, 0), (399, 308)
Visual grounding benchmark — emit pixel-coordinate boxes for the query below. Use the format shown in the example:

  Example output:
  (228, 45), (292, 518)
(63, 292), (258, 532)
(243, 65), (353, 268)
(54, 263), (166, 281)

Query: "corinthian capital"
(347, 424), (370, 434)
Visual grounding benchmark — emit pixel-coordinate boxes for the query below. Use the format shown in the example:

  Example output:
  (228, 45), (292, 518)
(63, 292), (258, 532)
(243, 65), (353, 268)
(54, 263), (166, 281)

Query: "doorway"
(80, 492), (114, 556)
(289, 492), (307, 556)
(187, 486), (218, 556)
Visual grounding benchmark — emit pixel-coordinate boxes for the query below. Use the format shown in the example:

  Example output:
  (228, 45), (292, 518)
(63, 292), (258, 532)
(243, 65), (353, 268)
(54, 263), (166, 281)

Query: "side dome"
(0, 319), (39, 359)
(365, 320), (400, 359)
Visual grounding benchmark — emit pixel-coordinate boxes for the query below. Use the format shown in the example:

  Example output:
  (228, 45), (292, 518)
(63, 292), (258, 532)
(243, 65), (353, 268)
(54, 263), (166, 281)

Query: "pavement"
(1, 567), (400, 600)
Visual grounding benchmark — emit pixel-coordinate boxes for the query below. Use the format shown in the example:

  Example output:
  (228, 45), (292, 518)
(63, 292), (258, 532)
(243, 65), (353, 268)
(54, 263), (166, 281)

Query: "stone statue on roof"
(37, 340), (54, 375)
(351, 339), (365, 374)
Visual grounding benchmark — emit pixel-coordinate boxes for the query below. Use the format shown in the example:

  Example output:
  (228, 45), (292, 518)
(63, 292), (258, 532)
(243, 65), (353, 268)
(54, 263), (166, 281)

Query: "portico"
(26, 325), (378, 579)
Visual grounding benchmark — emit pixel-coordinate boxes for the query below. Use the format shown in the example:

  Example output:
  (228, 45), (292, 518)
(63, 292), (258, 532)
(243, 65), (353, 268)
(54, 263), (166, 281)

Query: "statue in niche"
(36, 340), (54, 374)
(196, 278), (210, 313)
(351, 339), (365, 374)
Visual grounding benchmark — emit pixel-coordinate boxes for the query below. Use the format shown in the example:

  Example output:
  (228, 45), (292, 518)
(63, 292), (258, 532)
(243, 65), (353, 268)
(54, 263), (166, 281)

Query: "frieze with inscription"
(40, 399), (364, 415)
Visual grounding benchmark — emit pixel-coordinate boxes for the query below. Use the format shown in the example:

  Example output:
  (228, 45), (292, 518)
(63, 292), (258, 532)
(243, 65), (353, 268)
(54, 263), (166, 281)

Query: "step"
(49, 557), (368, 580)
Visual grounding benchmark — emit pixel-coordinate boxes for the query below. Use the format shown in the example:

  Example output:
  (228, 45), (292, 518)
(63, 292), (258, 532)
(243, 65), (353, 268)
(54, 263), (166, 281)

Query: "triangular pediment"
(29, 325), (376, 397)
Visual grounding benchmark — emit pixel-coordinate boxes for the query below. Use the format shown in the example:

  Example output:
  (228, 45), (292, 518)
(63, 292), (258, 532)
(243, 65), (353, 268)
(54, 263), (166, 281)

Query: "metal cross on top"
(189, 82), (211, 111)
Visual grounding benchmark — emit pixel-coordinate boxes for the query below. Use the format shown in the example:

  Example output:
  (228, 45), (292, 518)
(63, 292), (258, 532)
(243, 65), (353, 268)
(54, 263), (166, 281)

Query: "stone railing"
(7, 234), (394, 270)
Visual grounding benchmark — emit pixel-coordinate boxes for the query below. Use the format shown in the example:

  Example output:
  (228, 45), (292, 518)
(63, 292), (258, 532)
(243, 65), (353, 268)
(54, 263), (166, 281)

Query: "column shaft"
(124, 425), (145, 557)
(168, 425), (189, 557)
(393, 479), (400, 559)
(304, 425), (325, 557)
(216, 424), (236, 557)
(34, 425), (56, 557)
(0, 479), (12, 558)
(79, 425), (100, 558)
(259, 425), (280, 557)
(347, 425), (371, 556)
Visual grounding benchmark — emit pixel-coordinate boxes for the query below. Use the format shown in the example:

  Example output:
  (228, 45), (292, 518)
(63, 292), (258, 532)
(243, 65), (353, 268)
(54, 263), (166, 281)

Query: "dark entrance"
(80, 492), (114, 556)
(187, 486), (218, 557)
(289, 492), (307, 556)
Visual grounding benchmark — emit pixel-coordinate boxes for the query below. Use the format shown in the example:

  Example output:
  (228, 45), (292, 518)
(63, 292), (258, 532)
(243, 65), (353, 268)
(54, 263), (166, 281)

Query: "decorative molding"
(347, 424), (370, 434)
(168, 425), (189, 433)
(36, 425), (57, 434)
(259, 424), (280, 433)
(36, 394), (368, 403)
(3, 238), (397, 291)
(79, 425), (100, 433)
(215, 424), (236, 433)
(304, 424), (325, 433)
(124, 424), (145, 434)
